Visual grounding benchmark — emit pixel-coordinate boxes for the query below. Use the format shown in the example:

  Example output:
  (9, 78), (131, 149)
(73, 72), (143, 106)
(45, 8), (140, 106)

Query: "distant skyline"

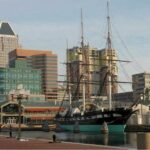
(1, 0), (150, 92)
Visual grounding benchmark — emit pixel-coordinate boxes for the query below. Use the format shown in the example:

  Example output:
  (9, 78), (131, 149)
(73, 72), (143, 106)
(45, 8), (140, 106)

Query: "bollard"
(9, 125), (12, 138)
(52, 134), (56, 143)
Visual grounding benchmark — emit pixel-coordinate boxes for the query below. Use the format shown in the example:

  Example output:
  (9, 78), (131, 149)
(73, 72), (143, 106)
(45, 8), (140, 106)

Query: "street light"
(140, 93), (144, 124)
(9, 84), (30, 140)
(140, 93), (144, 115)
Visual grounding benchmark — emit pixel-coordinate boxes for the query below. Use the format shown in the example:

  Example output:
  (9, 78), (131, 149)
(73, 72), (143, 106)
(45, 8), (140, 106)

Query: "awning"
(25, 108), (50, 112)
(30, 117), (53, 120)
(24, 107), (64, 112)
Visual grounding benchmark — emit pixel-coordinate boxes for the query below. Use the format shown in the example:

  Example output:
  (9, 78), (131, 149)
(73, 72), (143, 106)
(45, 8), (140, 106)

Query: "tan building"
(67, 45), (118, 101)
(9, 49), (58, 101)
(0, 22), (20, 67)
(67, 45), (98, 100)
(132, 72), (150, 101)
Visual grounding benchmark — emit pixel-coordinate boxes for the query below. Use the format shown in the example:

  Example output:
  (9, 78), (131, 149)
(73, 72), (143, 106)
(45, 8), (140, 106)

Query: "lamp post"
(9, 84), (30, 140)
(140, 93), (144, 124)
(17, 94), (23, 140)
(140, 94), (144, 115)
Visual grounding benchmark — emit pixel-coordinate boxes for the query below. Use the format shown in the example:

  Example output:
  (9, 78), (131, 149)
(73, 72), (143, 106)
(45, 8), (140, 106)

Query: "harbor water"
(0, 131), (150, 149)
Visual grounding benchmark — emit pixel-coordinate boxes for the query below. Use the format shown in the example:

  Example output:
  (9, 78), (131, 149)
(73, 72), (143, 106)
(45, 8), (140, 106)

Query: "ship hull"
(56, 108), (135, 133)
(61, 124), (125, 133)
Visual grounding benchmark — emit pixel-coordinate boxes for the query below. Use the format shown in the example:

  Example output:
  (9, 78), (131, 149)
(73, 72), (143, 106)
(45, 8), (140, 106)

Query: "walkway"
(0, 136), (128, 149)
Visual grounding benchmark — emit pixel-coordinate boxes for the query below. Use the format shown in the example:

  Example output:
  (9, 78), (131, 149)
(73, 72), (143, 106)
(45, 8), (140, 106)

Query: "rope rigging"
(112, 22), (144, 72)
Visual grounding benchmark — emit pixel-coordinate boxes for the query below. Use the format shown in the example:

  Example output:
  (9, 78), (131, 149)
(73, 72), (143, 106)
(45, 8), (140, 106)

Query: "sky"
(0, 0), (150, 92)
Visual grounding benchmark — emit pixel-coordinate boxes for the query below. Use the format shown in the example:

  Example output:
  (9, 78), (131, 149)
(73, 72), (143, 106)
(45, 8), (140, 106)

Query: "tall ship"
(55, 3), (137, 133)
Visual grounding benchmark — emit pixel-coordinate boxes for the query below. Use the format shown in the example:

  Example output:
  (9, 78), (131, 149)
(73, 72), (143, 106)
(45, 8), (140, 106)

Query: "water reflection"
(1, 130), (150, 149)
(103, 133), (109, 145)
(51, 132), (125, 147)
(125, 133), (137, 148)
(137, 133), (150, 149)
(125, 132), (150, 149)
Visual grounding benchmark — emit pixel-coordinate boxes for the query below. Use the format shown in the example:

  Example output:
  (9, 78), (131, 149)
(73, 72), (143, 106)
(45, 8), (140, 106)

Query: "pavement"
(0, 136), (128, 149)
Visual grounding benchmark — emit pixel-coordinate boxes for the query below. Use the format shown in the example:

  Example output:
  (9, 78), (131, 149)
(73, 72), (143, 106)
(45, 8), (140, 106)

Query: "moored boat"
(55, 107), (135, 133)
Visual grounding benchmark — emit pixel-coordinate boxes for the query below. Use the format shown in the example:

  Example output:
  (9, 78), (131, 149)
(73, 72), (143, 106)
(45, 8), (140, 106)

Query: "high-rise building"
(9, 49), (58, 101)
(67, 45), (96, 100)
(132, 72), (150, 101)
(0, 22), (20, 67)
(67, 45), (118, 100)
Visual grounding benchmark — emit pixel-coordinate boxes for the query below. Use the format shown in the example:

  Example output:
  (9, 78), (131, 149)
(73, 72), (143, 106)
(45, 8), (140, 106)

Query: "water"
(0, 131), (149, 149)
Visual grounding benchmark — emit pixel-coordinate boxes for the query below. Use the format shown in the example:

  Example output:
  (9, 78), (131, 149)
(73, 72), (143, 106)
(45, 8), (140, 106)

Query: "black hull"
(56, 108), (135, 125)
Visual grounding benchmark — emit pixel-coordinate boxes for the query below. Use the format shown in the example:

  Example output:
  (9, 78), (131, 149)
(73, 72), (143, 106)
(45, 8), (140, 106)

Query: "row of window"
(0, 74), (41, 79)
(0, 84), (41, 90)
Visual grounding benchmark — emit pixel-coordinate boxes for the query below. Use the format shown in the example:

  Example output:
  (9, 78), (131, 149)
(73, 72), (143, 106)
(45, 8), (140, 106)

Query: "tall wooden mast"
(81, 8), (84, 48)
(106, 1), (112, 110)
(80, 8), (90, 101)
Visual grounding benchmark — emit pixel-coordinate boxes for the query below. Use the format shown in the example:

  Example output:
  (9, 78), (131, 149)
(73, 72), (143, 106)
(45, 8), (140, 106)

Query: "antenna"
(81, 8), (84, 48)
(66, 39), (68, 50)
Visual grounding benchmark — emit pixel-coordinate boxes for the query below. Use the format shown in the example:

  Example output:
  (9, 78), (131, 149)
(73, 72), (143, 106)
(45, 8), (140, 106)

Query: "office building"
(0, 22), (20, 67)
(9, 49), (58, 101)
(67, 45), (118, 100)
(132, 72), (150, 101)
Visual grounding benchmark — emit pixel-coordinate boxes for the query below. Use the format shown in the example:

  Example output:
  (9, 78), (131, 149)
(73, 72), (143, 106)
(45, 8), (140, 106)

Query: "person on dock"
(9, 125), (12, 138)
(52, 134), (56, 143)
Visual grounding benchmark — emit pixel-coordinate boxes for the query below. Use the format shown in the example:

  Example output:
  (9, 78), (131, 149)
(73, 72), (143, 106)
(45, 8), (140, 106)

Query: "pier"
(0, 135), (127, 149)
(125, 125), (150, 132)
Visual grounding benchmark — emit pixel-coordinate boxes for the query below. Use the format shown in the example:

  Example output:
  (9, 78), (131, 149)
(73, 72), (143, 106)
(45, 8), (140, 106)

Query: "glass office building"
(0, 59), (42, 101)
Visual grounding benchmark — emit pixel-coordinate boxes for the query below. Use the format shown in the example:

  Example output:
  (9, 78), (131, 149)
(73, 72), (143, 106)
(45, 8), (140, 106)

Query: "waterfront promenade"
(0, 136), (127, 149)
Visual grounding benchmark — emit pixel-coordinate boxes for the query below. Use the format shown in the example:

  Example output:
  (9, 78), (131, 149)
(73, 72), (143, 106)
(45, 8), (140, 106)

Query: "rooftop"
(11, 49), (57, 57)
(0, 22), (15, 35)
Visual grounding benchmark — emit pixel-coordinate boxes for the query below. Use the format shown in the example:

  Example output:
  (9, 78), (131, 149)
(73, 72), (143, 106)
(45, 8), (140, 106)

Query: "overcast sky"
(1, 0), (150, 91)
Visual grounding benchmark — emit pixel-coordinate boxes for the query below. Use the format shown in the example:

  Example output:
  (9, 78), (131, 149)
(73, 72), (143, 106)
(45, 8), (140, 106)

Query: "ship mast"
(80, 8), (86, 112)
(106, 1), (112, 110)
(81, 8), (84, 48)
(66, 39), (72, 107)
(80, 8), (90, 103)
